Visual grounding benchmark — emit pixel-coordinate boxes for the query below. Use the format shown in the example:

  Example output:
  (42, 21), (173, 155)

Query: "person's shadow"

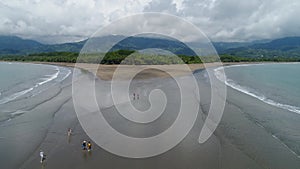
(67, 134), (72, 143)
(41, 160), (47, 169)
(88, 150), (92, 157)
(82, 151), (88, 160)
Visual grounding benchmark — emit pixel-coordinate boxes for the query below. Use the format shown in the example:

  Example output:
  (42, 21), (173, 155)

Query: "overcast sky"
(0, 0), (299, 43)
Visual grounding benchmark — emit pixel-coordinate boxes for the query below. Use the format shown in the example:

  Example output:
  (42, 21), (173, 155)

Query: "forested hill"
(220, 37), (300, 58)
(0, 36), (85, 55)
(0, 35), (195, 56)
(0, 35), (300, 63)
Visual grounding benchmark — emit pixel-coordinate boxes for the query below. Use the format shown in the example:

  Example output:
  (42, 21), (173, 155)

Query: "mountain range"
(0, 35), (300, 58)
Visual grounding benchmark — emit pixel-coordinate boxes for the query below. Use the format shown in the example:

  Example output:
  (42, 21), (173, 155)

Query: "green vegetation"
(1, 50), (299, 64)
(1, 52), (78, 63)
(220, 54), (300, 62)
(0, 50), (203, 64)
(225, 48), (300, 59)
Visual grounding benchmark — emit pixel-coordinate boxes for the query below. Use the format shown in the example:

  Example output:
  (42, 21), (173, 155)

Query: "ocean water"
(215, 63), (300, 114)
(0, 62), (71, 122)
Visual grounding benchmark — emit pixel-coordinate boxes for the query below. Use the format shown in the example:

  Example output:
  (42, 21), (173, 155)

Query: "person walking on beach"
(39, 150), (46, 163)
(67, 128), (72, 143)
(82, 140), (87, 150)
(87, 141), (92, 152)
(67, 128), (72, 136)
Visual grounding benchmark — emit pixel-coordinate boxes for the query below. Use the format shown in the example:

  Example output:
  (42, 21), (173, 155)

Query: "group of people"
(69, 128), (93, 152)
(82, 140), (92, 152)
(39, 128), (93, 164)
(133, 93), (140, 100)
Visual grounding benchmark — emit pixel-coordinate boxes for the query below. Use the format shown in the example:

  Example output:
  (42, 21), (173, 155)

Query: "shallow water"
(214, 63), (300, 160)
(0, 62), (74, 169)
(216, 63), (300, 114)
(0, 62), (71, 122)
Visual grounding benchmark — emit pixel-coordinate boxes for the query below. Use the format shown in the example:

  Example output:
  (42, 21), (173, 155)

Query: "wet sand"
(1, 63), (299, 169)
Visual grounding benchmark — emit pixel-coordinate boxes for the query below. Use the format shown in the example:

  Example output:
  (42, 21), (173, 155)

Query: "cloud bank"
(0, 0), (299, 43)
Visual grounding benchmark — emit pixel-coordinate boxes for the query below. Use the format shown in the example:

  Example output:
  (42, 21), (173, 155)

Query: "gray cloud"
(176, 0), (300, 41)
(144, 0), (178, 13)
(0, 0), (299, 43)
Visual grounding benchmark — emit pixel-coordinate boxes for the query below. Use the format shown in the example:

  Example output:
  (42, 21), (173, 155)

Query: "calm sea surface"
(219, 63), (300, 114)
(0, 62), (71, 122)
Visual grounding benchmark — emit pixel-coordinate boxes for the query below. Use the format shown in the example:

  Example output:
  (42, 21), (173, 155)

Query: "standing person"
(137, 94), (139, 100)
(133, 93), (136, 100)
(67, 128), (72, 137)
(82, 140), (87, 150)
(87, 141), (92, 152)
(39, 150), (46, 163)
(67, 128), (72, 143)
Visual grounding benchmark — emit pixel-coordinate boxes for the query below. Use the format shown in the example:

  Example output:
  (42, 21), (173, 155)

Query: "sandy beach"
(2, 0), (300, 168)
(1, 62), (299, 169)
(23, 61), (264, 80)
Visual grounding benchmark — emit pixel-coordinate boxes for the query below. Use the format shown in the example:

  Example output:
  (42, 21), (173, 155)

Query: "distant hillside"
(0, 35), (196, 56)
(222, 37), (300, 58)
(252, 37), (300, 50)
(1, 35), (300, 60)
(110, 36), (196, 56)
(0, 36), (85, 55)
(0, 36), (43, 55)
(212, 42), (252, 53)
(212, 39), (271, 53)
(0, 36), (43, 50)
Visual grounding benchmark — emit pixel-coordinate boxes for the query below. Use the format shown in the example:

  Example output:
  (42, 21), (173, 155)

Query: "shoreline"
(3, 60), (297, 81)
(0, 60), (277, 81)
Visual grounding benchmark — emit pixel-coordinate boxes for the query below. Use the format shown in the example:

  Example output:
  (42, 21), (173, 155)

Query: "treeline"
(1, 52), (78, 63)
(220, 54), (300, 62)
(1, 50), (299, 64)
(0, 50), (203, 64)
(224, 48), (300, 58)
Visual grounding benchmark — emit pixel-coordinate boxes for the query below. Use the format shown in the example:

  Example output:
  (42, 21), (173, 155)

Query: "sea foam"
(214, 64), (300, 115)
(0, 65), (71, 105)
